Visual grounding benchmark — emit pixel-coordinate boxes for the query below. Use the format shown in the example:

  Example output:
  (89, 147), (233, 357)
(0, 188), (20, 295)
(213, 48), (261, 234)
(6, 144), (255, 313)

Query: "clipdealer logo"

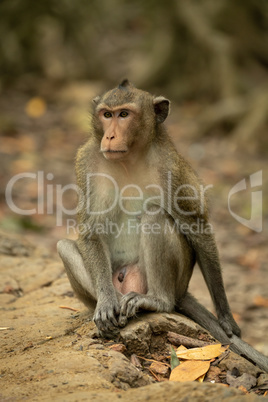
(228, 171), (263, 232)
(4, 170), (263, 233)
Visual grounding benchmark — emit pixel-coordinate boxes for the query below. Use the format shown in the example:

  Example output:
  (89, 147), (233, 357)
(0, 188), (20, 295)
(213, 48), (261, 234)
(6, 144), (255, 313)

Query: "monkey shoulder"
(157, 141), (200, 187)
(156, 144), (210, 221)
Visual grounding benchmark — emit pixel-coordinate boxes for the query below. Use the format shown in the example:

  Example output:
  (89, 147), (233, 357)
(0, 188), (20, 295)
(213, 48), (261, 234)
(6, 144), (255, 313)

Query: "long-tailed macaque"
(58, 80), (268, 372)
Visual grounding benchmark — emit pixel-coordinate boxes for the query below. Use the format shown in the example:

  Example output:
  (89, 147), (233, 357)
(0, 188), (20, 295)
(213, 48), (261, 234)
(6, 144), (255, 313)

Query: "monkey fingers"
(119, 292), (164, 325)
(93, 298), (120, 335)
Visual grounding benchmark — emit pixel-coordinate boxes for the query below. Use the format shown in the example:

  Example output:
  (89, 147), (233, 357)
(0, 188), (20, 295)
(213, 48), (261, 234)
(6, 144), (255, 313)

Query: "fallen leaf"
(170, 345), (180, 370)
(238, 385), (248, 394)
(25, 97), (47, 118)
(176, 344), (228, 360)
(237, 249), (260, 270)
(169, 360), (210, 382)
(177, 345), (188, 351)
(108, 344), (126, 353)
(197, 373), (206, 383)
(253, 295), (268, 308)
(150, 361), (170, 376)
(232, 312), (241, 323)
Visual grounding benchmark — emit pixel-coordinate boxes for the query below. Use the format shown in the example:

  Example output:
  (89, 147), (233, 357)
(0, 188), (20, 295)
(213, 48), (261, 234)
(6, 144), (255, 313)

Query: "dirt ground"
(0, 82), (268, 400)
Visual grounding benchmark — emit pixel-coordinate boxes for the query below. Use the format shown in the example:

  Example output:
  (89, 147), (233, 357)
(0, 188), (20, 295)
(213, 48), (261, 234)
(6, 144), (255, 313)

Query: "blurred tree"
(0, 0), (267, 145)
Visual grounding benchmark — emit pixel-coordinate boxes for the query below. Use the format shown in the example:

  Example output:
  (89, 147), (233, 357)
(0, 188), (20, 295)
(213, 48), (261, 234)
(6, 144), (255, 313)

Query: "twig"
(167, 331), (214, 348)
(59, 306), (80, 312)
(149, 368), (161, 382)
(137, 355), (170, 367)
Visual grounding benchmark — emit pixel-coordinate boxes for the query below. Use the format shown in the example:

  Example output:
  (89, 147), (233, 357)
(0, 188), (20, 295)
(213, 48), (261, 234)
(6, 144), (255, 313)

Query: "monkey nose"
(107, 134), (115, 140)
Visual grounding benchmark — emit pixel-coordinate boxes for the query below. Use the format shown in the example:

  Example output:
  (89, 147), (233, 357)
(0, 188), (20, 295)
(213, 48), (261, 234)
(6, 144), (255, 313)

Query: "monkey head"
(92, 80), (170, 161)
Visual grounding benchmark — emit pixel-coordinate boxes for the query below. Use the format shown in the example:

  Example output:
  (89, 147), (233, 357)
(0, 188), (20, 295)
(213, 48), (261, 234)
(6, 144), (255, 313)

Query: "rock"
(218, 350), (263, 377)
(119, 312), (216, 356)
(37, 381), (261, 402)
(226, 371), (257, 390)
(0, 229), (35, 256)
(0, 232), (266, 400)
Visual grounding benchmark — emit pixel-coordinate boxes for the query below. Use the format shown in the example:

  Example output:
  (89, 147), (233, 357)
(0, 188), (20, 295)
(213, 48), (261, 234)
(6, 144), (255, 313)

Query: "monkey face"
(97, 104), (139, 161)
(93, 80), (170, 162)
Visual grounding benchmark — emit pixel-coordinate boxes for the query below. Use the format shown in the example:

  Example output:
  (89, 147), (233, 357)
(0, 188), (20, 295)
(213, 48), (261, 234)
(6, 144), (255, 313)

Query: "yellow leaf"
(197, 373), (206, 383)
(176, 344), (228, 360)
(177, 345), (188, 351)
(25, 97), (47, 118)
(254, 295), (268, 307)
(169, 360), (210, 382)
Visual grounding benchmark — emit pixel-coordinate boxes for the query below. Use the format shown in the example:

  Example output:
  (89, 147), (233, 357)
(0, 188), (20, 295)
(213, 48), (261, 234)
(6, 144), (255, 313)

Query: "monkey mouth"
(104, 150), (127, 153)
(102, 149), (128, 160)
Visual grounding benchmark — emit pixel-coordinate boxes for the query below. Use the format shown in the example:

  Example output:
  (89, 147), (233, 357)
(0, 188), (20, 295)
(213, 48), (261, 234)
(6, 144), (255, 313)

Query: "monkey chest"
(108, 206), (144, 267)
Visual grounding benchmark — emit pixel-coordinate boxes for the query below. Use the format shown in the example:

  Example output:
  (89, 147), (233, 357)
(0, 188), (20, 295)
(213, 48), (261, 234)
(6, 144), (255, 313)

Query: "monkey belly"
(112, 264), (147, 295)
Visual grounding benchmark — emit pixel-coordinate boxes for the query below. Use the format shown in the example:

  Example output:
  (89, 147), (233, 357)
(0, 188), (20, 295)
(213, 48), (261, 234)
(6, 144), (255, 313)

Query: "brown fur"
(58, 80), (240, 340)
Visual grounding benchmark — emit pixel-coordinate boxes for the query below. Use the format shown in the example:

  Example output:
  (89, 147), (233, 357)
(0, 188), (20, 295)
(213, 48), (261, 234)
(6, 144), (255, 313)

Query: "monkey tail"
(177, 293), (268, 373)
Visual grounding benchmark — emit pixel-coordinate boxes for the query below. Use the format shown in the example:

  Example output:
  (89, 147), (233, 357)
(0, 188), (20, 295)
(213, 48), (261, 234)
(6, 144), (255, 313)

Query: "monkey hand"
(219, 314), (241, 338)
(118, 292), (172, 326)
(93, 293), (120, 338)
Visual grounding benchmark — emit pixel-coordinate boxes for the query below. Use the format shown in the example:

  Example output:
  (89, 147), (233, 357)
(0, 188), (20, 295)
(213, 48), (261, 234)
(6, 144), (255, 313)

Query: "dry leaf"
(176, 344), (228, 361)
(108, 343), (126, 353)
(177, 345), (188, 351)
(237, 249), (260, 270)
(253, 295), (268, 308)
(25, 97), (47, 118)
(238, 385), (248, 394)
(197, 373), (206, 383)
(170, 360), (210, 382)
(150, 361), (170, 376)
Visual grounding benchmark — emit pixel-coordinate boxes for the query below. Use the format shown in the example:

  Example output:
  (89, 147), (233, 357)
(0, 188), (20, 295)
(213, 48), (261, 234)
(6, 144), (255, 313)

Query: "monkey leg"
(57, 239), (120, 336)
(57, 239), (97, 309)
(178, 293), (268, 372)
(119, 212), (194, 325)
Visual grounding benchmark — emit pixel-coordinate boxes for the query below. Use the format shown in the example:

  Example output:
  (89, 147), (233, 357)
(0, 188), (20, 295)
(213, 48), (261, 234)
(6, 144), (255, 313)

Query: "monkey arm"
(166, 152), (241, 338)
(75, 236), (121, 336)
(169, 209), (241, 338)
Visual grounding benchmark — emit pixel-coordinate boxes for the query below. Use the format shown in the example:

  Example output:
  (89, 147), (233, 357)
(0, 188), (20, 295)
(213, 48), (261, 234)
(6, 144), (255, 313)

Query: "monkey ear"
(153, 96), (170, 123)
(93, 96), (101, 104)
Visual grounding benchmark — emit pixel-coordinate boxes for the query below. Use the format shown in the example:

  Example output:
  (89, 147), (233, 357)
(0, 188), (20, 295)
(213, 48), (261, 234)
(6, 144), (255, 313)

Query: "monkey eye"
(103, 111), (112, 118)
(119, 111), (128, 118)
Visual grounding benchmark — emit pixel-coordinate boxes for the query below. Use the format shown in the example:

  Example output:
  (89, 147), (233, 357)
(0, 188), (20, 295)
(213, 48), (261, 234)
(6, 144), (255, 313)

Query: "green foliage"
(170, 345), (180, 370)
